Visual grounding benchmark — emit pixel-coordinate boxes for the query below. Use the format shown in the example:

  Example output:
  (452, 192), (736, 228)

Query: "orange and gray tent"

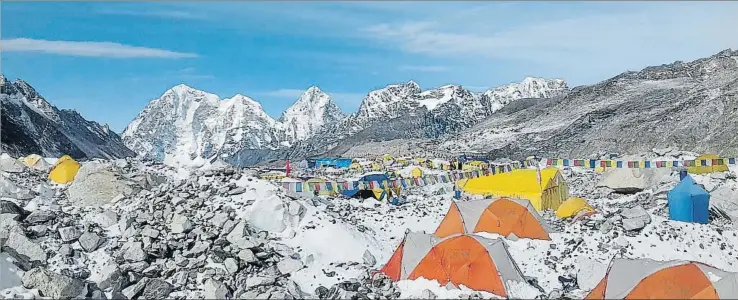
(434, 198), (553, 240)
(379, 232), (528, 297)
(586, 258), (738, 299)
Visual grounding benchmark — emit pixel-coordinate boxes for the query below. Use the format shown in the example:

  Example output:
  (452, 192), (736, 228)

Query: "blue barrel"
(454, 190), (462, 199)
(679, 169), (688, 181)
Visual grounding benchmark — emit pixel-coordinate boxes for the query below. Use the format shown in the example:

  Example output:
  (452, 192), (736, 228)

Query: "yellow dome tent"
(688, 153), (729, 174)
(411, 167), (424, 178)
(462, 167), (568, 212)
(556, 197), (595, 219)
(48, 155), (81, 184)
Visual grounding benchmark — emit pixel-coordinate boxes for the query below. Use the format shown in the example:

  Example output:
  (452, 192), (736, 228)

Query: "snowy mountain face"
(121, 85), (283, 165)
(438, 49), (738, 160)
(0, 75), (134, 159)
(279, 86), (345, 144)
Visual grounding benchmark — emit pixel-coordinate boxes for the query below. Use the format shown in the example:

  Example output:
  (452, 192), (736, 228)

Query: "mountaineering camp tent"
(349, 163), (363, 171)
(260, 171), (286, 181)
(382, 154), (395, 163)
(19, 154), (52, 171)
(48, 155), (81, 184)
(315, 158), (353, 169)
(667, 175), (710, 224)
(586, 258), (738, 299)
(463, 161), (489, 171)
(556, 197), (596, 219)
(688, 153), (729, 174)
(434, 198), (553, 240)
(378, 232), (529, 297)
(303, 178), (335, 196)
(461, 167), (568, 212)
(409, 167), (423, 178)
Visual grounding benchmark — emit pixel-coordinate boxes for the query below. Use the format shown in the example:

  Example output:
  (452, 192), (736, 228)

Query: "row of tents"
(1, 154), (81, 184)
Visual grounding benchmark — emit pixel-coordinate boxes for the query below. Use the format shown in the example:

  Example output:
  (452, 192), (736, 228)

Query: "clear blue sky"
(2, 1), (737, 132)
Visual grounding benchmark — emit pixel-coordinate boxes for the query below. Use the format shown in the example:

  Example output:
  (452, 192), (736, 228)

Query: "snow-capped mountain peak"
(483, 77), (568, 112)
(279, 86), (345, 143)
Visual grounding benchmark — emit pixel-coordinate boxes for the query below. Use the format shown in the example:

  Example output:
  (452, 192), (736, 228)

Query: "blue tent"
(315, 158), (353, 168)
(360, 173), (390, 187)
(667, 175), (710, 224)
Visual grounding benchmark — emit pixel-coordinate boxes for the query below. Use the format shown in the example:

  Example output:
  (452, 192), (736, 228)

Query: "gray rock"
(277, 258), (304, 275)
(93, 211), (119, 228)
(141, 278), (172, 299)
(238, 249), (257, 263)
(228, 187), (247, 195)
(285, 280), (303, 298)
(123, 241), (148, 262)
(21, 267), (86, 299)
(211, 212), (230, 229)
(184, 240), (211, 258)
(245, 276), (276, 288)
(2, 231), (46, 270)
(420, 289), (437, 299)
(67, 163), (134, 208)
(58, 226), (81, 243)
(363, 250), (376, 266)
(0, 213), (22, 245)
(597, 168), (671, 194)
(58, 244), (73, 257)
(79, 231), (103, 252)
(620, 206), (652, 230)
(0, 200), (25, 216)
(28, 224), (48, 237)
(287, 201), (305, 216)
(140, 226), (160, 238)
(122, 277), (149, 299)
(169, 214), (193, 234)
(599, 220), (614, 234)
(224, 257), (239, 274)
(96, 259), (127, 292)
(226, 221), (258, 249)
(24, 210), (55, 224)
(204, 279), (232, 299)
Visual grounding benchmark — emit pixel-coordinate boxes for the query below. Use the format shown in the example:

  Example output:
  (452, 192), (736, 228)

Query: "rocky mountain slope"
(1, 75), (134, 159)
(437, 48), (738, 160)
(286, 78), (568, 161)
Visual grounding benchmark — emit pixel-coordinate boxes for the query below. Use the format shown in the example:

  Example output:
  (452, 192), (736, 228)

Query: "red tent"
(285, 160), (291, 177)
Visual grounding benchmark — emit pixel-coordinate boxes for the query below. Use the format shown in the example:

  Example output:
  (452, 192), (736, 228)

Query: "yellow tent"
(688, 153), (729, 174)
(462, 167), (568, 212)
(382, 154), (394, 162)
(304, 178), (335, 196)
(20, 154), (42, 167)
(410, 167), (423, 178)
(48, 155), (81, 184)
(370, 163), (383, 171)
(349, 163), (363, 170)
(556, 197), (595, 219)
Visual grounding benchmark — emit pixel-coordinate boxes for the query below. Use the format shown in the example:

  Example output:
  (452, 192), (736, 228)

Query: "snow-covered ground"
(2, 155), (738, 299)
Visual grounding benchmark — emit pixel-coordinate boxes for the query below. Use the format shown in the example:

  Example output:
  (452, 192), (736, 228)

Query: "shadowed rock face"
(1, 75), (134, 160)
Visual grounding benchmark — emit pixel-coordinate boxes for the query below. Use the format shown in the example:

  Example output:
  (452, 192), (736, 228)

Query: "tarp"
(667, 175), (710, 224)
(48, 155), (81, 184)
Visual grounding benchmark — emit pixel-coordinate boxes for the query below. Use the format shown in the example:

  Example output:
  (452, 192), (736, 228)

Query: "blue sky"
(2, 1), (738, 132)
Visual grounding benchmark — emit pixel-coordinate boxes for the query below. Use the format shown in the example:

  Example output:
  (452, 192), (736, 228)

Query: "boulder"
(597, 168), (671, 194)
(79, 231), (103, 252)
(58, 226), (81, 243)
(21, 267), (86, 299)
(2, 231), (47, 270)
(67, 162), (133, 208)
(123, 241), (148, 262)
(0, 175), (33, 200)
(277, 258), (304, 275)
(25, 211), (56, 224)
(248, 197), (288, 233)
(707, 185), (738, 222)
(363, 250), (376, 266)
(141, 278), (173, 299)
(0, 155), (26, 173)
(226, 221), (258, 250)
(620, 206), (652, 231)
(0, 200), (26, 216)
(169, 214), (193, 234)
(204, 279), (231, 299)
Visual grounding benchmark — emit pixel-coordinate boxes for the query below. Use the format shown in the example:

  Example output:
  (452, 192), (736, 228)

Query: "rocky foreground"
(2, 150), (738, 300)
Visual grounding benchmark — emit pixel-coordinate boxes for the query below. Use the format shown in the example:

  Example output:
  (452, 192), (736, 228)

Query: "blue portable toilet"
(667, 175), (710, 224)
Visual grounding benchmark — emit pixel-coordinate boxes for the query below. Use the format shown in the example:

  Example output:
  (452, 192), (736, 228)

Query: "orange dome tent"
(434, 198), (553, 240)
(378, 232), (529, 297)
(586, 258), (738, 299)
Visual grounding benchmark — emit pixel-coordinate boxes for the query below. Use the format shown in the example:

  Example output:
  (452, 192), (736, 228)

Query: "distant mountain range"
(4, 48), (736, 165)
(120, 77), (566, 166)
